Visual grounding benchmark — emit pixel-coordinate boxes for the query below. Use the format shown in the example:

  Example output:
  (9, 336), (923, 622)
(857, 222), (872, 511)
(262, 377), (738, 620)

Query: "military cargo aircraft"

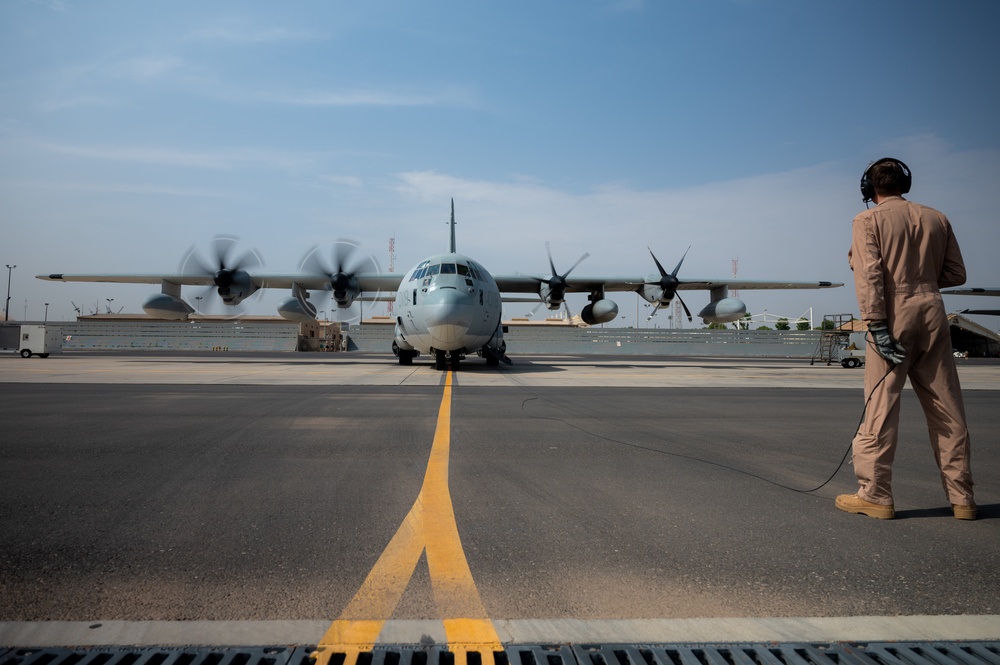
(38, 201), (842, 370)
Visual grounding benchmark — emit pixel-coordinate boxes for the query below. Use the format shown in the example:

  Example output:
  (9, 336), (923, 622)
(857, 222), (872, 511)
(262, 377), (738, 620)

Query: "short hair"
(869, 159), (910, 197)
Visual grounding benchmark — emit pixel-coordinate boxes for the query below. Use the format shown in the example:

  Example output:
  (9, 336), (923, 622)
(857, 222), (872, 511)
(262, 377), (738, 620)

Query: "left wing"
(943, 287), (1000, 316)
(942, 288), (1000, 297)
(38, 271), (402, 321)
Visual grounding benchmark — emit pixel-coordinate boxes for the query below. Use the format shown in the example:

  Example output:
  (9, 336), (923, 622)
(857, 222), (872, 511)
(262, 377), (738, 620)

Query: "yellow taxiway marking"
(313, 372), (500, 665)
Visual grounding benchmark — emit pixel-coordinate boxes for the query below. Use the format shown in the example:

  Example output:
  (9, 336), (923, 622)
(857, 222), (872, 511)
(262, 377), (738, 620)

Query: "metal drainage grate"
(0, 647), (314, 665)
(1, 644), (998, 665)
(570, 643), (1000, 665)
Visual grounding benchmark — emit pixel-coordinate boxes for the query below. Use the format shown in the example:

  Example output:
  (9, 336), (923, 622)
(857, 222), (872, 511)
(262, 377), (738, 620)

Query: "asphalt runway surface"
(1, 352), (998, 646)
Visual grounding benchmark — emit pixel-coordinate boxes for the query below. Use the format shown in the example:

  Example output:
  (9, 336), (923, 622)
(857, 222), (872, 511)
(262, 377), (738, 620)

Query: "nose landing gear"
(434, 349), (462, 371)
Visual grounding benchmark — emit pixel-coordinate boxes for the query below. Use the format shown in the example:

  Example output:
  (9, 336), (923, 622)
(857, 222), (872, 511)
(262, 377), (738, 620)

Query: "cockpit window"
(411, 261), (484, 282)
(469, 261), (488, 282)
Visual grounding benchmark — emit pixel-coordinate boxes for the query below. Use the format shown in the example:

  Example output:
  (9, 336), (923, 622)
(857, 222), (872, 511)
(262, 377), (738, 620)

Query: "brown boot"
(952, 503), (977, 520)
(836, 493), (895, 519)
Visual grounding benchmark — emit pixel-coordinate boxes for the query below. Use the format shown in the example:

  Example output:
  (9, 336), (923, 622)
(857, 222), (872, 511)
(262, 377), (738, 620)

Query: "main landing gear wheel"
(393, 341), (415, 366)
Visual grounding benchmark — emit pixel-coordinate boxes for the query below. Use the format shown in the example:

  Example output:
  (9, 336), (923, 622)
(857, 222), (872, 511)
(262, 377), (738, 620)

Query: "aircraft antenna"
(449, 199), (456, 253)
(387, 235), (396, 316)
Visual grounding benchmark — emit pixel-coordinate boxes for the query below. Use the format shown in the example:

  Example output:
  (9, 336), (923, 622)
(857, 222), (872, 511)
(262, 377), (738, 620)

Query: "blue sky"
(2, 0), (999, 329)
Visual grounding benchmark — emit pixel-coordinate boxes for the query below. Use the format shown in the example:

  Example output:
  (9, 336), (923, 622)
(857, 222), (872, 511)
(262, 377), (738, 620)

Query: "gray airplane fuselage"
(392, 252), (504, 362)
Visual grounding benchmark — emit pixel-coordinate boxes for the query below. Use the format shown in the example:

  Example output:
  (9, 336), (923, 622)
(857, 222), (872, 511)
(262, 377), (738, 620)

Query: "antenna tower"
(731, 256), (740, 298)
(387, 235), (396, 315)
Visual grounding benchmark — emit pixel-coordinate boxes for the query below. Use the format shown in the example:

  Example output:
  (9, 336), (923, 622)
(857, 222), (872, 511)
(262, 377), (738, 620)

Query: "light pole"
(106, 298), (114, 314)
(4, 264), (15, 321)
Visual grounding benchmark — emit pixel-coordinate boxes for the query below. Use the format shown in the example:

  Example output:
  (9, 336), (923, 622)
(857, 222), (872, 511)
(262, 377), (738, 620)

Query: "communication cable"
(517, 359), (898, 495)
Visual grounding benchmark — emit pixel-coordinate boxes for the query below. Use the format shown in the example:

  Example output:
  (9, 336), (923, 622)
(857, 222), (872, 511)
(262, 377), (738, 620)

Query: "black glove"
(868, 321), (906, 365)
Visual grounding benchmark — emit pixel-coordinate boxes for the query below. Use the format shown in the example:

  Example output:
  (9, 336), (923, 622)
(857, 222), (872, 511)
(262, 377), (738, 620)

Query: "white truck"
(18, 325), (62, 358)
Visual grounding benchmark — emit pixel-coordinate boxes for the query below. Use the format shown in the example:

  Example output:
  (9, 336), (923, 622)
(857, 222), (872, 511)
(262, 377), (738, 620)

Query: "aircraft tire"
(435, 350), (446, 371)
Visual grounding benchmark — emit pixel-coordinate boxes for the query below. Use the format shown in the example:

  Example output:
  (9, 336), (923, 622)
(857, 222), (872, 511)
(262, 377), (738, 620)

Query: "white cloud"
(188, 26), (328, 44)
(1, 179), (231, 198)
(385, 139), (1000, 323)
(112, 55), (184, 82)
(26, 0), (69, 12)
(38, 95), (116, 112)
(608, 0), (644, 12)
(243, 86), (479, 109)
(32, 140), (319, 172)
(321, 175), (364, 188)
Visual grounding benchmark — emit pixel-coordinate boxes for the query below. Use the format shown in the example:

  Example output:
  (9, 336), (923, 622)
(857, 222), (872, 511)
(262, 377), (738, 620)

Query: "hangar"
(835, 313), (999, 358)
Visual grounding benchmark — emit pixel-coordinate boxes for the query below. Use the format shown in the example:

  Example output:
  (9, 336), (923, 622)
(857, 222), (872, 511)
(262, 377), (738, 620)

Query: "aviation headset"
(860, 157), (912, 203)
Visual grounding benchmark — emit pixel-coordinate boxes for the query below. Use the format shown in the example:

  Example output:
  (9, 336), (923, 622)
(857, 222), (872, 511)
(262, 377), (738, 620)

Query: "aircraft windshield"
(410, 261), (481, 282)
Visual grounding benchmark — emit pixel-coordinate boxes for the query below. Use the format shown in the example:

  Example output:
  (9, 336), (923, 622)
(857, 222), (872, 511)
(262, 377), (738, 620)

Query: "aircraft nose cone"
(424, 287), (474, 348)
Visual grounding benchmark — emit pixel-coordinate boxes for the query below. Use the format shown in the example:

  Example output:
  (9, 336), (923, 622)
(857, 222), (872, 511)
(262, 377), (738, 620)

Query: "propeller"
(299, 239), (382, 322)
(179, 236), (264, 314)
(645, 246), (693, 322)
(533, 242), (589, 314)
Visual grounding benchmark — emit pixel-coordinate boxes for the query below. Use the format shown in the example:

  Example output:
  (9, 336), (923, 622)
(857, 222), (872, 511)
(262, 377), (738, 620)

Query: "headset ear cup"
(860, 173), (874, 202)
(896, 159), (912, 194)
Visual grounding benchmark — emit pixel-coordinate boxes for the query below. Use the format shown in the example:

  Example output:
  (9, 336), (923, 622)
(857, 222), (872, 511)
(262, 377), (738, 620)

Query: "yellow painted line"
(314, 372), (500, 665)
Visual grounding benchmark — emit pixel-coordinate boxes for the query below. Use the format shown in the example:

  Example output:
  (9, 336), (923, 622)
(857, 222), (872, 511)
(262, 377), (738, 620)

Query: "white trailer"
(18, 325), (63, 358)
(836, 331), (866, 368)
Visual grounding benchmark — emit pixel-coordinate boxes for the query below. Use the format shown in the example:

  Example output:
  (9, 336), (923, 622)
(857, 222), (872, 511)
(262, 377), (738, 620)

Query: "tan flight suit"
(848, 196), (974, 506)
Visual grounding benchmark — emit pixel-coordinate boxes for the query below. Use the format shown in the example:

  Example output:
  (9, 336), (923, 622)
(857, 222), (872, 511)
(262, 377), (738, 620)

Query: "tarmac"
(1, 351), (998, 648)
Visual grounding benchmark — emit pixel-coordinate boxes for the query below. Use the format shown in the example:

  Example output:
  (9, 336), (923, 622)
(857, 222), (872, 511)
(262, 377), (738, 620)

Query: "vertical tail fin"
(450, 198), (457, 253)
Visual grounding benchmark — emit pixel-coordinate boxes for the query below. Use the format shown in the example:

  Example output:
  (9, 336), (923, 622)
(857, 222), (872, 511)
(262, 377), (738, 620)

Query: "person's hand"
(868, 321), (906, 365)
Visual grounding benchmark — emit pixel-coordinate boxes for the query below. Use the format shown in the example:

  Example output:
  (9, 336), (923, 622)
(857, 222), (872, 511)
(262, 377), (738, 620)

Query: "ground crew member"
(837, 157), (976, 520)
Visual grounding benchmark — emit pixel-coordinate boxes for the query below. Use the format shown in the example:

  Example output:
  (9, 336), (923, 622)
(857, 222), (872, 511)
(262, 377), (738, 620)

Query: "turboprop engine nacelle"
(581, 299), (619, 325)
(215, 270), (256, 306)
(539, 283), (564, 310)
(143, 293), (194, 321)
(331, 273), (361, 309)
(698, 297), (747, 324)
(640, 283), (666, 305)
(277, 295), (317, 323)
